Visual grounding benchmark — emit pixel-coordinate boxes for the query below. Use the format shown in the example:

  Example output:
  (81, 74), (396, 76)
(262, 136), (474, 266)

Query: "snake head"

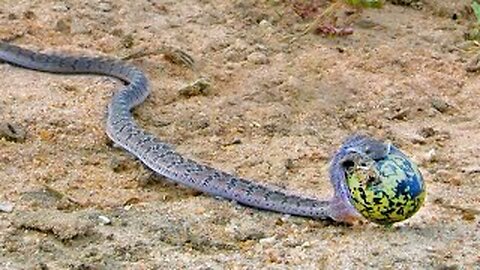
(330, 135), (425, 226)
(344, 146), (426, 226)
(344, 136), (392, 161)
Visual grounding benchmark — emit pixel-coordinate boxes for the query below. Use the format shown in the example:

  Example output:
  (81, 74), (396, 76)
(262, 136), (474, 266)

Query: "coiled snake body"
(0, 42), (407, 224)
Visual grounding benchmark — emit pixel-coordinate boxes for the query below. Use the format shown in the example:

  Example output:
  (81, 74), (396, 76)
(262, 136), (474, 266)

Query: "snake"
(0, 41), (400, 224)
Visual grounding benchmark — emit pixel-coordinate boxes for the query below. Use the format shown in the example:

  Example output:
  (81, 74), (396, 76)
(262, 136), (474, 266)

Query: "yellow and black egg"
(345, 148), (426, 226)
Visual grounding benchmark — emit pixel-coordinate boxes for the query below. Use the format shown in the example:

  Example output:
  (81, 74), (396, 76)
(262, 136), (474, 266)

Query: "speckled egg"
(345, 147), (426, 225)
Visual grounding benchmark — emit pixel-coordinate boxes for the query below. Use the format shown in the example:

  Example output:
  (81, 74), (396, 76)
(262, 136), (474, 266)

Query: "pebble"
(424, 148), (437, 163)
(224, 49), (244, 62)
(7, 13), (17, 20)
(430, 98), (449, 113)
(258, 20), (274, 34)
(163, 48), (195, 68)
(121, 34), (134, 49)
(259, 236), (277, 246)
(98, 2), (113, 12)
(356, 19), (379, 29)
(52, 3), (70, 12)
(466, 54), (480, 73)
(419, 127), (436, 138)
(232, 39), (248, 52)
(98, 215), (112, 225)
(223, 138), (242, 146)
(389, 0), (422, 9)
(178, 77), (211, 97)
(71, 17), (89, 34)
(461, 166), (480, 174)
(110, 156), (131, 172)
(435, 264), (459, 270)
(258, 19), (272, 29)
(247, 51), (269, 65)
(408, 133), (426, 144)
(389, 108), (409, 120)
(0, 202), (14, 213)
(284, 158), (295, 170)
(55, 18), (71, 33)
(434, 169), (452, 183)
(23, 10), (36, 20)
(0, 122), (26, 143)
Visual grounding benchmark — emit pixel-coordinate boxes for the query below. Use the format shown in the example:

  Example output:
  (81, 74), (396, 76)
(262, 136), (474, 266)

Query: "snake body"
(0, 42), (391, 223)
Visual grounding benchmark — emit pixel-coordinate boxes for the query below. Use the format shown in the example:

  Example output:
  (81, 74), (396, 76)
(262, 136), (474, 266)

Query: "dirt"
(0, 0), (479, 269)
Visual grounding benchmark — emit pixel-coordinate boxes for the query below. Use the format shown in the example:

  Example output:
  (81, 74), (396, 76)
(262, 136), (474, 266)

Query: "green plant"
(344, 0), (384, 8)
(472, 1), (480, 24)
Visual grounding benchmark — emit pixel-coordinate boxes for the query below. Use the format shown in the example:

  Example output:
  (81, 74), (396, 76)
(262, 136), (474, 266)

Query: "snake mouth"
(341, 159), (356, 172)
(342, 156), (383, 188)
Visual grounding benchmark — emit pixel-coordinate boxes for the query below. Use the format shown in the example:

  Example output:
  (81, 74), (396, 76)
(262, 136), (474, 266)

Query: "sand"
(0, 0), (479, 269)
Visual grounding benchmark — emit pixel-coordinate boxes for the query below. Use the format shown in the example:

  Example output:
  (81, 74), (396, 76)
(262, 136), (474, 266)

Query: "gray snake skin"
(0, 41), (390, 223)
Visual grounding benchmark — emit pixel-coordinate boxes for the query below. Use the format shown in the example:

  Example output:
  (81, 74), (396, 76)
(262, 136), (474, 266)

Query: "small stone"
(59, 82), (78, 92)
(71, 18), (89, 35)
(461, 210), (477, 221)
(466, 54), (480, 73)
(178, 77), (211, 97)
(425, 148), (437, 162)
(97, 215), (111, 225)
(15, 210), (93, 240)
(388, 0), (422, 9)
(247, 51), (269, 65)
(285, 158), (295, 170)
(0, 202), (14, 213)
(431, 98), (449, 113)
(433, 169), (452, 183)
(232, 39), (248, 51)
(98, 2), (113, 12)
(449, 176), (462, 186)
(435, 264), (459, 270)
(407, 133), (426, 145)
(225, 62), (238, 70)
(55, 18), (71, 33)
(419, 127), (436, 138)
(258, 19), (273, 31)
(163, 47), (195, 68)
(121, 34), (134, 49)
(52, 3), (70, 12)
(461, 166), (480, 174)
(0, 122), (26, 143)
(223, 138), (242, 146)
(356, 19), (379, 29)
(36, 262), (49, 270)
(259, 19), (271, 27)
(224, 49), (244, 62)
(389, 108), (409, 120)
(110, 156), (131, 172)
(38, 129), (54, 141)
(259, 236), (276, 246)
(23, 10), (36, 20)
(111, 28), (123, 37)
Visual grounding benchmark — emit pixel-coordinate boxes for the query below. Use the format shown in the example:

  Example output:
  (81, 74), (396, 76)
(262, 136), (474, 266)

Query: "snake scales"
(0, 41), (391, 223)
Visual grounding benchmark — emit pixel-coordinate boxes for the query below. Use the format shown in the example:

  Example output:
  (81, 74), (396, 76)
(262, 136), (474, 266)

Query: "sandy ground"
(0, 0), (479, 269)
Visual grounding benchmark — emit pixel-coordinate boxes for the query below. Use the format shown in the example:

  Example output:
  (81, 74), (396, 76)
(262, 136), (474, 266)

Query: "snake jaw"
(328, 195), (362, 224)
